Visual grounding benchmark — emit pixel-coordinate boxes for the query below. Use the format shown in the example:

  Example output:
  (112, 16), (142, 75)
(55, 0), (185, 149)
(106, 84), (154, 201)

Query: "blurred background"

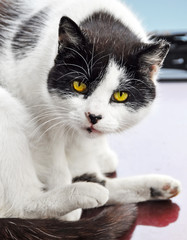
(123, 0), (187, 32)
(108, 1), (187, 240)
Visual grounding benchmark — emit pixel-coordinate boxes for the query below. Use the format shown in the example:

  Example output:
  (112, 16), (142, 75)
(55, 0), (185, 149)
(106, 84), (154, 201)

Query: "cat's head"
(47, 14), (169, 137)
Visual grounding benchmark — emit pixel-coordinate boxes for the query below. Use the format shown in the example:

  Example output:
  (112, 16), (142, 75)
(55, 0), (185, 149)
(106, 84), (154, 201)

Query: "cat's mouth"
(86, 126), (102, 135)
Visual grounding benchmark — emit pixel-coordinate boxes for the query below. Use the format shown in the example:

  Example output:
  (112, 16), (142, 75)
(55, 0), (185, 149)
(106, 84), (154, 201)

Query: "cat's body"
(0, 0), (181, 238)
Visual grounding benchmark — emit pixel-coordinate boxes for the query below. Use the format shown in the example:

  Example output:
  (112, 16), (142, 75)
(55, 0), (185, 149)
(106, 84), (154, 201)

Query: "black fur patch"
(80, 11), (142, 65)
(150, 187), (163, 198)
(73, 173), (106, 186)
(12, 9), (48, 59)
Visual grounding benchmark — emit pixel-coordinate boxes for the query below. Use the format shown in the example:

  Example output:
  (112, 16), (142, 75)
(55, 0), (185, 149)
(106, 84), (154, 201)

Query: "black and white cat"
(0, 0), (181, 239)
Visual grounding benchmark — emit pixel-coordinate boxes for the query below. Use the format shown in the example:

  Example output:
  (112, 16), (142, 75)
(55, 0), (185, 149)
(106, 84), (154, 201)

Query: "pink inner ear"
(150, 64), (159, 80)
(151, 64), (159, 73)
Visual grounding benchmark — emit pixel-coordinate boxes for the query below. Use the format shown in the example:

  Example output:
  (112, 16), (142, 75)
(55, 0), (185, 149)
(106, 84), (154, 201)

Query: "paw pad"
(162, 184), (170, 191)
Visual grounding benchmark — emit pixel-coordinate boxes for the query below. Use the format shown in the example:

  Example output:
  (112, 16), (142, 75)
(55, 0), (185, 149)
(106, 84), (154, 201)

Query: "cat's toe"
(150, 176), (181, 200)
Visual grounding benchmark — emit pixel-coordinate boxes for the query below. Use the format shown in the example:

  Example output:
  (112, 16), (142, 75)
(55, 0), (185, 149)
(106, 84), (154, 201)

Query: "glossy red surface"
(119, 201), (180, 240)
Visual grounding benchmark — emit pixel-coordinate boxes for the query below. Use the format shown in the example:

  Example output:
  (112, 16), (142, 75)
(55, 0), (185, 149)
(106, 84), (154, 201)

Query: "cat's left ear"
(58, 16), (85, 50)
(137, 40), (170, 80)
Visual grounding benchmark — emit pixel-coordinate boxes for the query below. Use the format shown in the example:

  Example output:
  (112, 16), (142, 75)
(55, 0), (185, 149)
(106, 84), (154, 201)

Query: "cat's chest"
(65, 136), (101, 178)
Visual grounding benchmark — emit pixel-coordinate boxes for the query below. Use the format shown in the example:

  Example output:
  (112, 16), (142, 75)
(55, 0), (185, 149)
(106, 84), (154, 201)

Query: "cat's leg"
(96, 138), (118, 174)
(105, 175), (181, 204)
(72, 173), (180, 204)
(25, 181), (109, 219)
(0, 87), (43, 217)
(0, 88), (108, 219)
(46, 137), (72, 190)
(45, 136), (85, 221)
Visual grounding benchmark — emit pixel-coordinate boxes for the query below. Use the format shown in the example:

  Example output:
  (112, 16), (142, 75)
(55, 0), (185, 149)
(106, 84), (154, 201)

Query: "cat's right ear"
(58, 16), (85, 50)
(136, 40), (170, 81)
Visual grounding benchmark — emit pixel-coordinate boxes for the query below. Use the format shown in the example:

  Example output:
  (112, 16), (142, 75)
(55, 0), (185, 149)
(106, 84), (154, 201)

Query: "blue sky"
(122, 0), (186, 32)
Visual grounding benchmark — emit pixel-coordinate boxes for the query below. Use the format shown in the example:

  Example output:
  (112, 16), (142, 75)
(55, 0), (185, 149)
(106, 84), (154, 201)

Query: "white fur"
(0, 0), (180, 221)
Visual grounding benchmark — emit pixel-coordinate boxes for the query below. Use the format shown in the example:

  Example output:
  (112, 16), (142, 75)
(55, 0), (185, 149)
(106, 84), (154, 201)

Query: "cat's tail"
(0, 204), (137, 240)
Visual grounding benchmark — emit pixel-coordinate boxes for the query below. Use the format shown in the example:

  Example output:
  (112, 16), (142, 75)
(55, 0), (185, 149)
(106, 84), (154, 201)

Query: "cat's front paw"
(72, 182), (109, 209)
(149, 175), (181, 200)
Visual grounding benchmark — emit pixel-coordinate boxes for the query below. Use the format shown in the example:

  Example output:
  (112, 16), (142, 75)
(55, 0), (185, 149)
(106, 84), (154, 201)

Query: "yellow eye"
(113, 91), (128, 102)
(73, 81), (87, 93)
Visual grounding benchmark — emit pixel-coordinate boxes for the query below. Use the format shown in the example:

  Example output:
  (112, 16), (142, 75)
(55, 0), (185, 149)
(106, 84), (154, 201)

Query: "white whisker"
(89, 38), (96, 74)
(36, 120), (66, 142)
(65, 47), (91, 77)
(57, 63), (88, 77)
(91, 53), (111, 69)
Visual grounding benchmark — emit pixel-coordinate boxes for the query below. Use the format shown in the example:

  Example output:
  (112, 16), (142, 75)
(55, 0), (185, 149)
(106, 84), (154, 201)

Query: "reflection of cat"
(0, 0), (180, 238)
(119, 201), (180, 240)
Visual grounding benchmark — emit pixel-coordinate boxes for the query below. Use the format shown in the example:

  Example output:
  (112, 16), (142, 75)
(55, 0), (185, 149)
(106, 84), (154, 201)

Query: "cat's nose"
(86, 113), (102, 125)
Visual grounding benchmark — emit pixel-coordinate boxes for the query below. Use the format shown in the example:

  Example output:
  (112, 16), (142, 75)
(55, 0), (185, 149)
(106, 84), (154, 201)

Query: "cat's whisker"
(88, 49), (105, 66)
(93, 67), (105, 83)
(124, 85), (141, 99)
(30, 107), (64, 114)
(36, 120), (65, 143)
(28, 112), (63, 126)
(91, 53), (111, 69)
(135, 79), (155, 90)
(29, 106), (66, 112)
(120, 48), (125, 67)
(55, 72), (76, 81)
(27, 108), (70, 123)
(64, 47), (91, 77)
(89, 38), (96, 74)
(30, 116), (67, 139)
(29, 112), (69, 123)
(56, 69), (88, 82)
(64, 125), (75, 141)
(125, 78), (154, 90)
(51, 122), (66, 141)
(57, 63), (88, 77)
(29, 103), (72, 112)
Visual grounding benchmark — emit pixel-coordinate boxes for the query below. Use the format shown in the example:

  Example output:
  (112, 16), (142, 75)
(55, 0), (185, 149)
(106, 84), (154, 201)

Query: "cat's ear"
(58, 16), (85, 50)
(137, 40), (170, 80)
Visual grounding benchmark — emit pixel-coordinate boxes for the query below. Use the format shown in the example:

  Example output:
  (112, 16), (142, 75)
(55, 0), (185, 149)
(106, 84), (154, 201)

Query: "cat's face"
(47, 15), (169, 137)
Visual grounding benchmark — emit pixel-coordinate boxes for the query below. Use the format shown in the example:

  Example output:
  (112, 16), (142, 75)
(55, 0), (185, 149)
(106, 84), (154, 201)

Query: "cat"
(0, 0), (181, 239)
